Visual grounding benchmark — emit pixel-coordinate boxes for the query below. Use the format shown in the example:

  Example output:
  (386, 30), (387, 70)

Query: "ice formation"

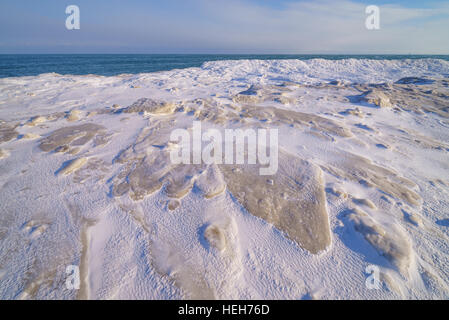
(0, 58), (449, 299)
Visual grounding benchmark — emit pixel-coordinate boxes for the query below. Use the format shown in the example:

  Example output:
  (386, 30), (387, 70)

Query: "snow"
(0, 58), (448, 299)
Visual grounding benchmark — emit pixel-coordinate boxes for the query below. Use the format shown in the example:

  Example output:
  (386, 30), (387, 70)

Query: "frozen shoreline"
(0, 58), (448, 299)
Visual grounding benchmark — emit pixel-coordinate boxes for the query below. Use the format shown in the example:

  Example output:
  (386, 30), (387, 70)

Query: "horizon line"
(1, 53), (449, 56)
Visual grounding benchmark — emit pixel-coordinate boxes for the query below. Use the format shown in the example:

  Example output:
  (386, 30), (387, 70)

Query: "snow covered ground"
(0, 58), (448, 299)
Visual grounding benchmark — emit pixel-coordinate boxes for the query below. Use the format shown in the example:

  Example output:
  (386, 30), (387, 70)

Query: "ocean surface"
(1, 54), (449, 78)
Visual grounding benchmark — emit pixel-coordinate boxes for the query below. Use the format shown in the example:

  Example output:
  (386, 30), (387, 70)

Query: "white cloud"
(134, 0), (449, 53)
(1, 0), (448, 53)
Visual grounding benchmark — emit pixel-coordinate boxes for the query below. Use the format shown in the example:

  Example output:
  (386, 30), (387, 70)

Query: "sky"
(0, 0), (448, 54)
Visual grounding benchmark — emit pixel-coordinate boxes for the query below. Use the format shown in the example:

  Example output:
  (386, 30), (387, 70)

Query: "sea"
(1, 54), (449, 78)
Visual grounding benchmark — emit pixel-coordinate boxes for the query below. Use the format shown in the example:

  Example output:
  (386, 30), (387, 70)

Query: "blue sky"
(0, 0), (448, 54)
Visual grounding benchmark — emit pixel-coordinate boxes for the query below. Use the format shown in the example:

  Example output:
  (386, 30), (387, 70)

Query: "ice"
(322, 150), (422, 206)
(57, 157), (88, 175)
(220, 152), (331, 254)
(0, 121), (18, 143)
(110, 112), (331, 254)
(195, 164), (226, 199)
(345, 208), (412, 275)
(20, 133), (40, 140)
(358, 89), (394, 108)
(203, 224), (227, 252)
(0, 148), (10, 159)
(0, 58), (448, 299)
(124, 98), (176, 115)
(39, 123), (106, 152)
(66, 110), (82, 122)
(26, 116), (47, 127)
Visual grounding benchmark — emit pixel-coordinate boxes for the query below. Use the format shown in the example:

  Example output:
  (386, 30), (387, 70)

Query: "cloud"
(0, 0), (448, 53)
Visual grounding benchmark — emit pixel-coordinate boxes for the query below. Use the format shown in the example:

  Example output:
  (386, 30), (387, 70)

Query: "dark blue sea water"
(1, 54), (449, 78)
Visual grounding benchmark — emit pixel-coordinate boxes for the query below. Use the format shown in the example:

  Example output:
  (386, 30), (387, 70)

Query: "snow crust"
(0, 59), (448, 299)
